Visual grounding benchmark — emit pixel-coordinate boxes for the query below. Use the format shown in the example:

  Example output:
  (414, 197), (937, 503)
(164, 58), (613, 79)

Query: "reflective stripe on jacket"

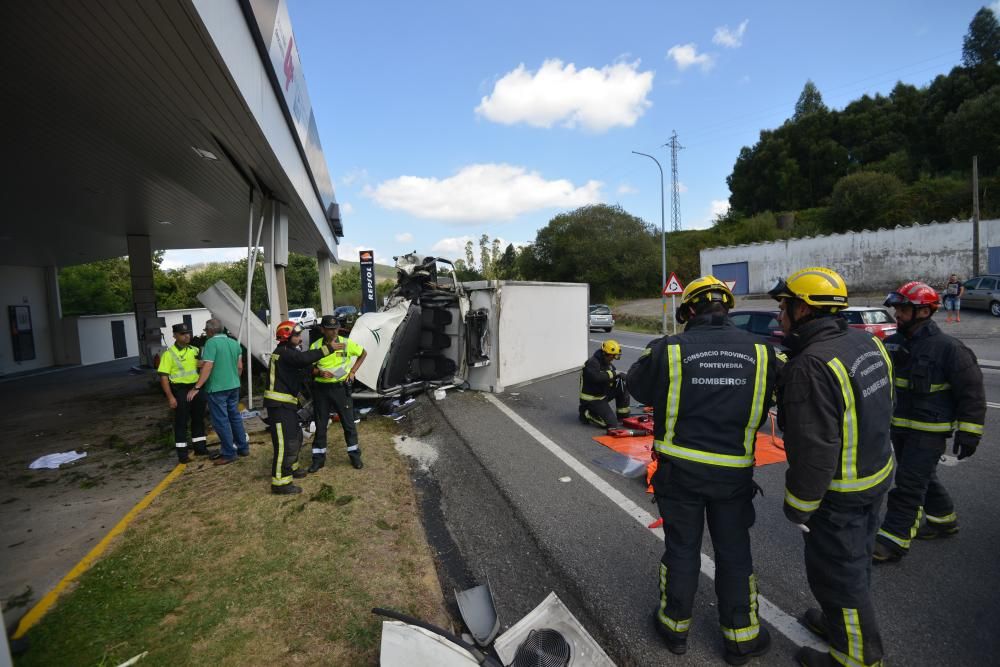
(263, 342), (332, 408)
(310, 336), (364, 383)
(627, 314), (777, 472)
(778, 317), (895, 522)
(157, 344), (199, 384)
(883, 320), (985, 438)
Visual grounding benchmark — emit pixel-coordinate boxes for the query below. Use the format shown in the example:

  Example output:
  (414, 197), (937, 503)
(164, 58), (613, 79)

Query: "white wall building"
(700, 219), (1000, 294)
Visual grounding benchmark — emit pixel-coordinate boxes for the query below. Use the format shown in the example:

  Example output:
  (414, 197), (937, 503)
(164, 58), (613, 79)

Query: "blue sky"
(163, 1), (997, 269)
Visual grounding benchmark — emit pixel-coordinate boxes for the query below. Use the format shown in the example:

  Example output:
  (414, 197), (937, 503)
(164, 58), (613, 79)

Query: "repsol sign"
(360, 250), (377, 314)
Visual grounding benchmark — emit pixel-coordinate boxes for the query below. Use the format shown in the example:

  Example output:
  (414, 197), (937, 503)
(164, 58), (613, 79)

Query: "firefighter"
(264, 320), (340, 495)
(628, 276), (776, 665)
(156, 323), (208, 462)
(874, 281), (985, 563)
(579, 340), (630, 428)
(308, 314), (367, 471)
(769, 267), (894, 667)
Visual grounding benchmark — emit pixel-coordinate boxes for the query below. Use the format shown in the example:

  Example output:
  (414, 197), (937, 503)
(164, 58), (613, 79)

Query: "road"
(417, 327), (1000, 666)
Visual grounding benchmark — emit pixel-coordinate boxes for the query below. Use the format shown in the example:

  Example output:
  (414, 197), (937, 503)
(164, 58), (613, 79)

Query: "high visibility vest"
(310, 337), (361, 383)
(164, 345), (199, 384)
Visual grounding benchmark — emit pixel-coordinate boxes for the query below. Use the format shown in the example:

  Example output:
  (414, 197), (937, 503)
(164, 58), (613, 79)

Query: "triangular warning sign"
(663, 272), (684, 296)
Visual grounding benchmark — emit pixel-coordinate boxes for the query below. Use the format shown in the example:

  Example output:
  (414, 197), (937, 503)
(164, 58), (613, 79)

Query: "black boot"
(307, 454), (326, 473)
(801, 608), (827, 640)
(724, 626), (771, 666)
(872, 539), (904, 564)
(795, 646), (839, 667)
(348, 450), (364, 469)
(916, 521), (958, 540)
(292, 469), (308, 479)
(650, 610), (687, 655)
(271, 484), (302, 495)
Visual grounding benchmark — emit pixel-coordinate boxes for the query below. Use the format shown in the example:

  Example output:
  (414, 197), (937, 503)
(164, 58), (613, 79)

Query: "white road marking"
(483, 392), (827, 651)
(988, 401), (1000, 410)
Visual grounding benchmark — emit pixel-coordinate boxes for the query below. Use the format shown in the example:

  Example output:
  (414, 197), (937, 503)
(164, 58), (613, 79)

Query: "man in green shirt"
(156, 323), (208, 463)
(308, 314), (367, 471)
(188, 319), (248, 465)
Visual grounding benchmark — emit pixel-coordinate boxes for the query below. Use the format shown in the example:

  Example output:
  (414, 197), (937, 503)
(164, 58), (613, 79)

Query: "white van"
(287, 307), (317, 328)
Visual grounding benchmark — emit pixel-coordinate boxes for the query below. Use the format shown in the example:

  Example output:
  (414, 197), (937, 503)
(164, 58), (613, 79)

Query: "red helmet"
(275, 320), (304, 341)
(884, 281), (940, 313)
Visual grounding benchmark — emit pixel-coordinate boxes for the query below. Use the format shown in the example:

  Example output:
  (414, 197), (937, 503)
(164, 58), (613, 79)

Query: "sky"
(162, 0), (998, 270)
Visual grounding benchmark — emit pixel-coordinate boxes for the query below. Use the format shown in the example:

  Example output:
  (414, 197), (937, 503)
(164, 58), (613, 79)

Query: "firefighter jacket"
(263, 342), (335, 408)
(579, 348), (619, 401)
(777, 317), (895, 523)
(627, 313), (777, 480)
(884, 319), (985, 440)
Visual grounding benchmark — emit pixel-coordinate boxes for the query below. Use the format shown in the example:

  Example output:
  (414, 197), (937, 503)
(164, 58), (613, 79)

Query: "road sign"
(724, 280), (737, 292)
(663, 272), (684, 296)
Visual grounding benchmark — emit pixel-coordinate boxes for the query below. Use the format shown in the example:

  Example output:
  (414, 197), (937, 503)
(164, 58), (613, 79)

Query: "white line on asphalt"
(589, 338), (648, 351)
(483, 392), (827, 651)
(989, 401), (1000, 410)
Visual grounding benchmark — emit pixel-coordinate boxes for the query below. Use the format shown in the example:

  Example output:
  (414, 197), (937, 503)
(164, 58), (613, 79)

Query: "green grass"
(15, 419), (448, 667)
(612, 312), (664, 334)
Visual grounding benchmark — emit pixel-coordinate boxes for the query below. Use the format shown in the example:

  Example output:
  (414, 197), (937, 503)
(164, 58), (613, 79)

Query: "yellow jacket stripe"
(893, 378), (951, 392)
(828, 358), (859, 481)
(740, 344), (768, 458)
(264, 353), (299, 404)
(784, 489), (821, 512)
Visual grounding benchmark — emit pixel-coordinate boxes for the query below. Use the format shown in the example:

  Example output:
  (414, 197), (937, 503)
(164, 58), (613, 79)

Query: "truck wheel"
(991, 301), (1000, 317)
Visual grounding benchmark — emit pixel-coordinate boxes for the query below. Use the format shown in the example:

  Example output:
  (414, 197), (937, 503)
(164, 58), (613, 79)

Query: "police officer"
(156, 323), (208, 462)
(579, 340), (630, 428)
(628, 276), (776, 665)
(264, 320), (340, 495)
(874, 281), (985, 563)
(308, 314), (367, 471)
(769, 267), (894, 667)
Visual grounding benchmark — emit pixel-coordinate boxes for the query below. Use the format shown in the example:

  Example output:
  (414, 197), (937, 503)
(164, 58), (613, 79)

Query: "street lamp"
(632, 151), (667, 334)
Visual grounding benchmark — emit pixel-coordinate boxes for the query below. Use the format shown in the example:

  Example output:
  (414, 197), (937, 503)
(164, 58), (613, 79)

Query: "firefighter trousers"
(877, 432), (952, 554)
(580, 375), (630, 427)
(652, 461), (760, 648)
(312, 381), (359, 455)
(170, 383), (207, 459)
(269, 405), (304, 487)
(805, 496), (885, 666)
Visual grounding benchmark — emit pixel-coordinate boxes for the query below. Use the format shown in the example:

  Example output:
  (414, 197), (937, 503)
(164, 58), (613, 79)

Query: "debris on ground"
(28, 451), (87, 470)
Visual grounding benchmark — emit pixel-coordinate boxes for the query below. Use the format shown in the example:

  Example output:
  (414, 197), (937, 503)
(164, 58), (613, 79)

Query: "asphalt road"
(414, 327), (1000, 666)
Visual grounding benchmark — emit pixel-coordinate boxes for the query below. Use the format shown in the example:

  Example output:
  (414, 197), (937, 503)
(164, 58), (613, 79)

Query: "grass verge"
(15, 418), (448, 667)
(611, 312), (663, 334)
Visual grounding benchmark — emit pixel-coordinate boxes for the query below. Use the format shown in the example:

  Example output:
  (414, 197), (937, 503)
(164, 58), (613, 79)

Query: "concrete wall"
(74, 307), (211, 367)
(700, 219), (1000, 294)
(0, 266), (54, 375)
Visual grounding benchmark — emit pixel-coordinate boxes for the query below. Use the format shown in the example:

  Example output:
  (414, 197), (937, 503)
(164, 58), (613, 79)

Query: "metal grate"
(509, 628), (571, 667)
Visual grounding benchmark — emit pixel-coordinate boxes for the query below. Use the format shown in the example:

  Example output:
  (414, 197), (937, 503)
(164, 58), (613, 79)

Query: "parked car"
(287, 307), (317, 328)
(729, 309), (784, 347)
(588, 304), (614, 332)
(961, 275), (1000, 317)
(333, 305), (359, 328)
(840, 306), (897, 339)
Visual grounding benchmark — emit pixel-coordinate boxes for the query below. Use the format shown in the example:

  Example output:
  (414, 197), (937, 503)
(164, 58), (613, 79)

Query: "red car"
(841, 306), (897, 339)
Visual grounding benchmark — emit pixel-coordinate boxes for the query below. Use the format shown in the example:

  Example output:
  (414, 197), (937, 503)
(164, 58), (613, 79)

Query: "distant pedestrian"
(942, 274), (964, 323)
(188, 319), (248, 465)
(157, 323), (208, 463)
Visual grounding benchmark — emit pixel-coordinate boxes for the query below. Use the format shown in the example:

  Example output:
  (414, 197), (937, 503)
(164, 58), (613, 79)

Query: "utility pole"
(972, 155), (980, 277)
(632, 151), (668, 334)
(668, 130), (684, 232)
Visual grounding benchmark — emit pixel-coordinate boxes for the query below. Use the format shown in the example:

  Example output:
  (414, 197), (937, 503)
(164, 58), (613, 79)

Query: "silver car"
(588, 304), (614, 332)
(961, 275), (1000, 317)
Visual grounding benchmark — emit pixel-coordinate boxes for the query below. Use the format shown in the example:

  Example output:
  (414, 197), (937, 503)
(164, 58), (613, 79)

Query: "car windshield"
(591, 306), (611, 315)
(841, 311), (864, 324)
(288, 309), (302, 318)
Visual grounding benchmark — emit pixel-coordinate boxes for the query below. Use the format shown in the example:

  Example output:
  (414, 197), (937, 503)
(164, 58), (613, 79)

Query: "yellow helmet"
(768, 267), (849, 310)
(601, 340), (621, 358)
(676, 275), (735, 323)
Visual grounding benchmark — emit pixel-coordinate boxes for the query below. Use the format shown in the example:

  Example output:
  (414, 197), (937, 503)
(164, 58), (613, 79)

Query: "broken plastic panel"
(455, 581), (500, 647)
(493, 593), (615, 667)
(591, 451), (649, 479)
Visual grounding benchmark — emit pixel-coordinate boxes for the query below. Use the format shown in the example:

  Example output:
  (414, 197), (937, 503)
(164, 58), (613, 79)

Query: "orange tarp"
(591, 433), (785, 467)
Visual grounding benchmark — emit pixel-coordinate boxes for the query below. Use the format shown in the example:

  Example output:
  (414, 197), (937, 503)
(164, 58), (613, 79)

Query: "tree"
(794, 80), (827, 118)
(495, 244), (519, 279)
(962, 7), (1000, 67)
(59, 257), (134, 315)
(520, 204), (659, 301)
(826, 172), (905, 233)
(942, 84), (1000, 173)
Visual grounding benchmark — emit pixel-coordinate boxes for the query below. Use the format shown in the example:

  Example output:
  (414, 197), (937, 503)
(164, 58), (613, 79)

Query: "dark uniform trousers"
(804, 494), (886, 665)
(270, 405), (304, 485)
(878, 431), (953, 554)
(653, 461), (758, 647)
(580, 376), (630, 428)
(170, 383), (207, 457)
(313, 382), (359, 453)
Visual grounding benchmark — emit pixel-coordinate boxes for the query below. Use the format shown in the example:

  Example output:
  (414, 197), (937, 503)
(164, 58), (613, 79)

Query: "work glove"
(953, 432), (980, 460)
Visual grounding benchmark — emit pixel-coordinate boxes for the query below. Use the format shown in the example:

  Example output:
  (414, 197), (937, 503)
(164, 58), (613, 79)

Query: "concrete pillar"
(317, 252), (334, 315)
(126, 235), (163, 367)
(263, 201), (289, 322)
(44, 265), (68, 365)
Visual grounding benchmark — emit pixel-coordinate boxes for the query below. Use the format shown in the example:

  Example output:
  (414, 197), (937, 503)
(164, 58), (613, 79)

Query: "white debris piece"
(29, 451), (87, 469)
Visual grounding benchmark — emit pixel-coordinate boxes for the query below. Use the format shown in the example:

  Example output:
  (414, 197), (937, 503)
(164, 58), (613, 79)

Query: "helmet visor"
(768, 278), (792, 301)
(883, 292), (908, 308)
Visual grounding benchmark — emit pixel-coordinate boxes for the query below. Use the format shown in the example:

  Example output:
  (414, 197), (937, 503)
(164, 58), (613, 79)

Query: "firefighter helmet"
(676, 275), (735, 323)
(884, 281), (940, 313)
(602, 340), (622, 358)
(768, 267), (849, 310)
(275, 320), (303, 341)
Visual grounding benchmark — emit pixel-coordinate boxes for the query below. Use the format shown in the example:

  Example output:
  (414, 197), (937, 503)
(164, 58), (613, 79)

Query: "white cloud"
(713, 20), (749, 48)
(366, 163), (603, 223)
(160, 247), (249, 269)
(337, 241), (393, 266)
(341, 202), (354, 215)
(430, 235), (528, 265)
(394, 232), (414, 243)
(341, 168), (369, 187)
(677, 182), (689, 194)
(666, 44), (715, 72)
(475, 58), (654, 132)
(992, 1), (1000, 17)
(617, 183), (638, 195)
